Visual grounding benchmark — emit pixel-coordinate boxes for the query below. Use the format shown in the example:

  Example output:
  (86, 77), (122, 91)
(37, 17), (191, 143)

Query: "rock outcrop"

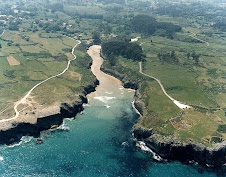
(101, 65), (226, 168)
(0, 79), (99, 145)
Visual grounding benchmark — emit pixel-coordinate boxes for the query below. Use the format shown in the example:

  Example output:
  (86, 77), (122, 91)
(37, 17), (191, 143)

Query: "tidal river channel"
(0, 45), (218, 177)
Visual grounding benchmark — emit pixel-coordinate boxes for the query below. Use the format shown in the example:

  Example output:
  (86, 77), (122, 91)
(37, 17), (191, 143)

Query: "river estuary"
(0, 45), (218, 176)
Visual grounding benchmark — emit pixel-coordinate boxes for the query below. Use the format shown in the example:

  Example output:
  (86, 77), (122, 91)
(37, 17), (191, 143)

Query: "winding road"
(0, 30), (5, 38)
(138, 28), (211, 110)
(183, 28), (209, 47)
(0, 33), (81, 123)
(139, 62), (191, 110)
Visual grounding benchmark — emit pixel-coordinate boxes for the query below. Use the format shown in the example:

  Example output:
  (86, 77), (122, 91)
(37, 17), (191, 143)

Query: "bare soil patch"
(7, 56), (20, 66)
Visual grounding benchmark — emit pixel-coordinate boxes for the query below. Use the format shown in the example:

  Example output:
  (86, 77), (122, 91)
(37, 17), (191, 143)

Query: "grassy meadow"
(0, 30), (95, 119)
(102, 15), (226, 146)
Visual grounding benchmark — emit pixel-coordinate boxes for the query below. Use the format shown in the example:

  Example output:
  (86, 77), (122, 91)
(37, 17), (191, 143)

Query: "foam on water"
(105, 92), (113, 94)
(0, 156), (4, 161)
(57, 122), (70, 131)
(136, 141), (162, 161)
(106, 105), (111, 108)
(8, 136), (33, 148)
(94, 96), (116, 103)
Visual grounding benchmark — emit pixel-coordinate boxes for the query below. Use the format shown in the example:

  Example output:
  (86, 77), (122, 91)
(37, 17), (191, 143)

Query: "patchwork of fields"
(0, 30), (95, 120)
(103, 24), (226, 146)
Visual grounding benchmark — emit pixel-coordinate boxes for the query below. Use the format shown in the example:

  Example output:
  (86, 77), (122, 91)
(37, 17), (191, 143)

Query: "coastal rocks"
(134, 90), (146, 116)
(83, 79), (99, 95)
(133, 129), (226, 167)
(133, 126), (152, 139)
(0, 80), (99, 145)
(98, 56), (226, 168)
(101, 67), (139, 90)
(36, 138), (43, 144)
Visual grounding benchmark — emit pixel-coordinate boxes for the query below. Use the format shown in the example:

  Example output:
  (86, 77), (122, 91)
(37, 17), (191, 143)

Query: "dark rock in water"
(198, 168), (204, 173)
(36, 138), (43, 144)
(133, 127), (152, 140)
(50, 125), (58, 130)
(0, 79), (99, 146)
(79, 95), (88, 104)
(133, 128), (226, 168)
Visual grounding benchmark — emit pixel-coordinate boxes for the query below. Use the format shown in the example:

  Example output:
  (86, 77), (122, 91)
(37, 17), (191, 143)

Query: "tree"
(92, 32), (101, 45)
(108, 53), (116, 66)
(187, 52), (190, 59)
(191, 51), (200, 65)
(102, 40), (143, 61)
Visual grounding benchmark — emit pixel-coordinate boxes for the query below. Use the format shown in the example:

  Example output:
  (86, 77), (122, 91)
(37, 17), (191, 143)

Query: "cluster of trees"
(131, 15), (182, 38)
(156, 3), (211, 18)
(37, 21), (62, 33)
(48, 3), (64, 13)
(157, 51), (200, 65)
(214, 21), (226, 32)
(97, 0), (125, 5)
(8, 20), (21, 31)
(98, 23), (112, 34)
(102, 40), (143, 65)
(92, 31), (101, 45)
(157, 51), (179, 64)
(187, 52), (200, 65)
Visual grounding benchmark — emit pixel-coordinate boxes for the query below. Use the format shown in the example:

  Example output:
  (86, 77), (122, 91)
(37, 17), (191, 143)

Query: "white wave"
(57, 123), (70, 131)
(131, 101), (142, 116)
(94, 96), (116, 103)
(80, 111), (84, 115)
(65, 118), (74, 121)
(105, 92), (113, 94)
(8, 141), (23, 148)
(136, 141), (162, 161)
(105, 105), (111, 108)
(8, 136), (32, 148)
(121, 141), (129, 146)
(0, 156), (4, 161)
(84, 104), (90, 107)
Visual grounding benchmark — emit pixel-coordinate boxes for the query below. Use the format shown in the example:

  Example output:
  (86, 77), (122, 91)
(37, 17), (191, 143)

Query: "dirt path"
(139, 62), (191, 110)
(183, 28), (209, 47)
(0, 37), (81, 123)
(0, 30), (5, 38)
(137, 29), (210, 110)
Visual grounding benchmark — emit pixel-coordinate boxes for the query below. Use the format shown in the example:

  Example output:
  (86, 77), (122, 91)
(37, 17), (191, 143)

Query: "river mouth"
(0, 45), (219, 177)
(87, 45), (133, 105)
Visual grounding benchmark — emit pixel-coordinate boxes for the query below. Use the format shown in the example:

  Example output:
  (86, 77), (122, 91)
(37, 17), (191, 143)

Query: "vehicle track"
(0, 34), (81, 123)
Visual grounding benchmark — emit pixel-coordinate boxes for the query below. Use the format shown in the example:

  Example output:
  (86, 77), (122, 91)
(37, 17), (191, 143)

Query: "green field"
(102, 16), (226, 146)
(0, 30), (95, 119)
(0, 0), (225, 147)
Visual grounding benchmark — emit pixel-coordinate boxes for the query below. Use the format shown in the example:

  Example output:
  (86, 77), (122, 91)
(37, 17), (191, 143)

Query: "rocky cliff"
(0, 79), (99, 145)
(133, 129), (226, 167)
(101, 65), (226, 168)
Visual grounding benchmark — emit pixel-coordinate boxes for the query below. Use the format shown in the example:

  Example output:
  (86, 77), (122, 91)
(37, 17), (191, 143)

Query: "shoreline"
(99, 64), (226, 169)
(0, 79), (99, 145)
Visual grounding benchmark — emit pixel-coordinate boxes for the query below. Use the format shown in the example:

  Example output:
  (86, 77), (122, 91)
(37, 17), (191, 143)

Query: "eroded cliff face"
(0, 80), (99, 145)
(134, 130), (226, 167)
(101, 64), (226, 168)
(101, 67), (139, 90)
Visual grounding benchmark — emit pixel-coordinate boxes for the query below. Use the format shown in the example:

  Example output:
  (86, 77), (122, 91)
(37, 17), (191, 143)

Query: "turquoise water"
(0, 46), (221, 177)
(0, 93), (218, 176)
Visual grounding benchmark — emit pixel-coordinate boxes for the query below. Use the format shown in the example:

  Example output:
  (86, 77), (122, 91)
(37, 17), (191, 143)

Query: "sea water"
(0, 90), (218, 177)
(0, 46), (220, 176)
